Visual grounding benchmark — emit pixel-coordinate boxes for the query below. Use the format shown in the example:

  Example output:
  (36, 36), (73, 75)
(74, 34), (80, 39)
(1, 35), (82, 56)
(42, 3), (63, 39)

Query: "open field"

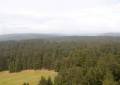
(0, 70), (57, 85)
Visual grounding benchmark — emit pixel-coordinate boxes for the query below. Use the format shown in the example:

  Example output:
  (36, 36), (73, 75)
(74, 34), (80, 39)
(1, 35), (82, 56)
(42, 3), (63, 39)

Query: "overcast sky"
(0, 0), (120, 35)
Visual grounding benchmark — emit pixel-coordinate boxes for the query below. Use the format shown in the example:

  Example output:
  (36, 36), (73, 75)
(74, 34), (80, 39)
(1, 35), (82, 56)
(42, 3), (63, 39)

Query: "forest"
(0, 36), (120, 85)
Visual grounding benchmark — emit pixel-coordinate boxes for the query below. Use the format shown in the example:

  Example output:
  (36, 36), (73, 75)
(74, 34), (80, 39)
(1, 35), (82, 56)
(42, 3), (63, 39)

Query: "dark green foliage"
(47, 77), (53, 85)
(0, 37), (120, 84)
(38, 76), (53, 85)
(38, 76), (48, 85)
(23, 82), (29, 85)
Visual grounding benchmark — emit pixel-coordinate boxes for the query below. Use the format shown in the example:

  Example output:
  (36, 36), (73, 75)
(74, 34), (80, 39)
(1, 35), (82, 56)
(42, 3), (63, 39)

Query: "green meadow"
(0, 70), (57, 85)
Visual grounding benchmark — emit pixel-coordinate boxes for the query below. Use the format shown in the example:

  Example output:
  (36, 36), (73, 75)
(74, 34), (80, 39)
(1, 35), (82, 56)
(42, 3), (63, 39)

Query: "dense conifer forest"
(0, 36), (120, 85)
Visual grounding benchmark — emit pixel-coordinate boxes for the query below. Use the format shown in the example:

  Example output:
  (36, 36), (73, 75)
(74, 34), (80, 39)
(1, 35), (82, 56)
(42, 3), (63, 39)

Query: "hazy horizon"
(0, 0), (120, 35)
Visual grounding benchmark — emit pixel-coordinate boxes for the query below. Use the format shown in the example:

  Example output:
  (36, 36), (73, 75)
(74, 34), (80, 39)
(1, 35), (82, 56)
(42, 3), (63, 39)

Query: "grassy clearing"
(0, 69), (57, 85)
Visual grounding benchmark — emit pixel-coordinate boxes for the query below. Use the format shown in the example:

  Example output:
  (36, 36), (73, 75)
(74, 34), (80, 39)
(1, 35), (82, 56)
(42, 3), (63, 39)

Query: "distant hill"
(0, 33), (120, 41)
(0, 33), (61, 41)
(101, 33), (120, 36)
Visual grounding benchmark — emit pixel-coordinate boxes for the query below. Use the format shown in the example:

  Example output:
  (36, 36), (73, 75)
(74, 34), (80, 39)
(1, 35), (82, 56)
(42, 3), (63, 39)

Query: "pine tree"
(47, 77), (53, 85)
(38, 76), (47, 85)
(23, 82), (29, 85)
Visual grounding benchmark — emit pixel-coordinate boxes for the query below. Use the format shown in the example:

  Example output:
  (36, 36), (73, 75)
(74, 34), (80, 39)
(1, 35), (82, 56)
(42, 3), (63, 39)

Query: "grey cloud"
(0, 0), (120, 34)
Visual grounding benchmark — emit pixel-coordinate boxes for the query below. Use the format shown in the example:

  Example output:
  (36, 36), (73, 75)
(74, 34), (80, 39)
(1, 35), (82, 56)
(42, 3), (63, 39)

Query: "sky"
(0, 0), (120, 35)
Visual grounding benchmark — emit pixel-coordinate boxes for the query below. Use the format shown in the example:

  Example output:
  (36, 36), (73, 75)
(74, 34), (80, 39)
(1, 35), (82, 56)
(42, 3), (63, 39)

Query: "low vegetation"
(0, 70), (57, 85)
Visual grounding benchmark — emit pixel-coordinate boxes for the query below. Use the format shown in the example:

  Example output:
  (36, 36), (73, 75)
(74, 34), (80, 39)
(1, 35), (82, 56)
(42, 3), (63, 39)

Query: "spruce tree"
(38, 76), (47, 85)
(47, 77), (53, 85)
(23, 82), (29, 85)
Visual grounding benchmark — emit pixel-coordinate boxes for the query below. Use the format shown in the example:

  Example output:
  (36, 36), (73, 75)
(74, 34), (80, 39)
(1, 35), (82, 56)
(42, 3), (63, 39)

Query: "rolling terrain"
(0, 33), (61, 41)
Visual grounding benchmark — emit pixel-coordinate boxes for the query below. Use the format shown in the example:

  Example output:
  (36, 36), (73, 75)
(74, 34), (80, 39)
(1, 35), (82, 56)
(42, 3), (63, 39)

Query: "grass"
(0, 69), (57, 85)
